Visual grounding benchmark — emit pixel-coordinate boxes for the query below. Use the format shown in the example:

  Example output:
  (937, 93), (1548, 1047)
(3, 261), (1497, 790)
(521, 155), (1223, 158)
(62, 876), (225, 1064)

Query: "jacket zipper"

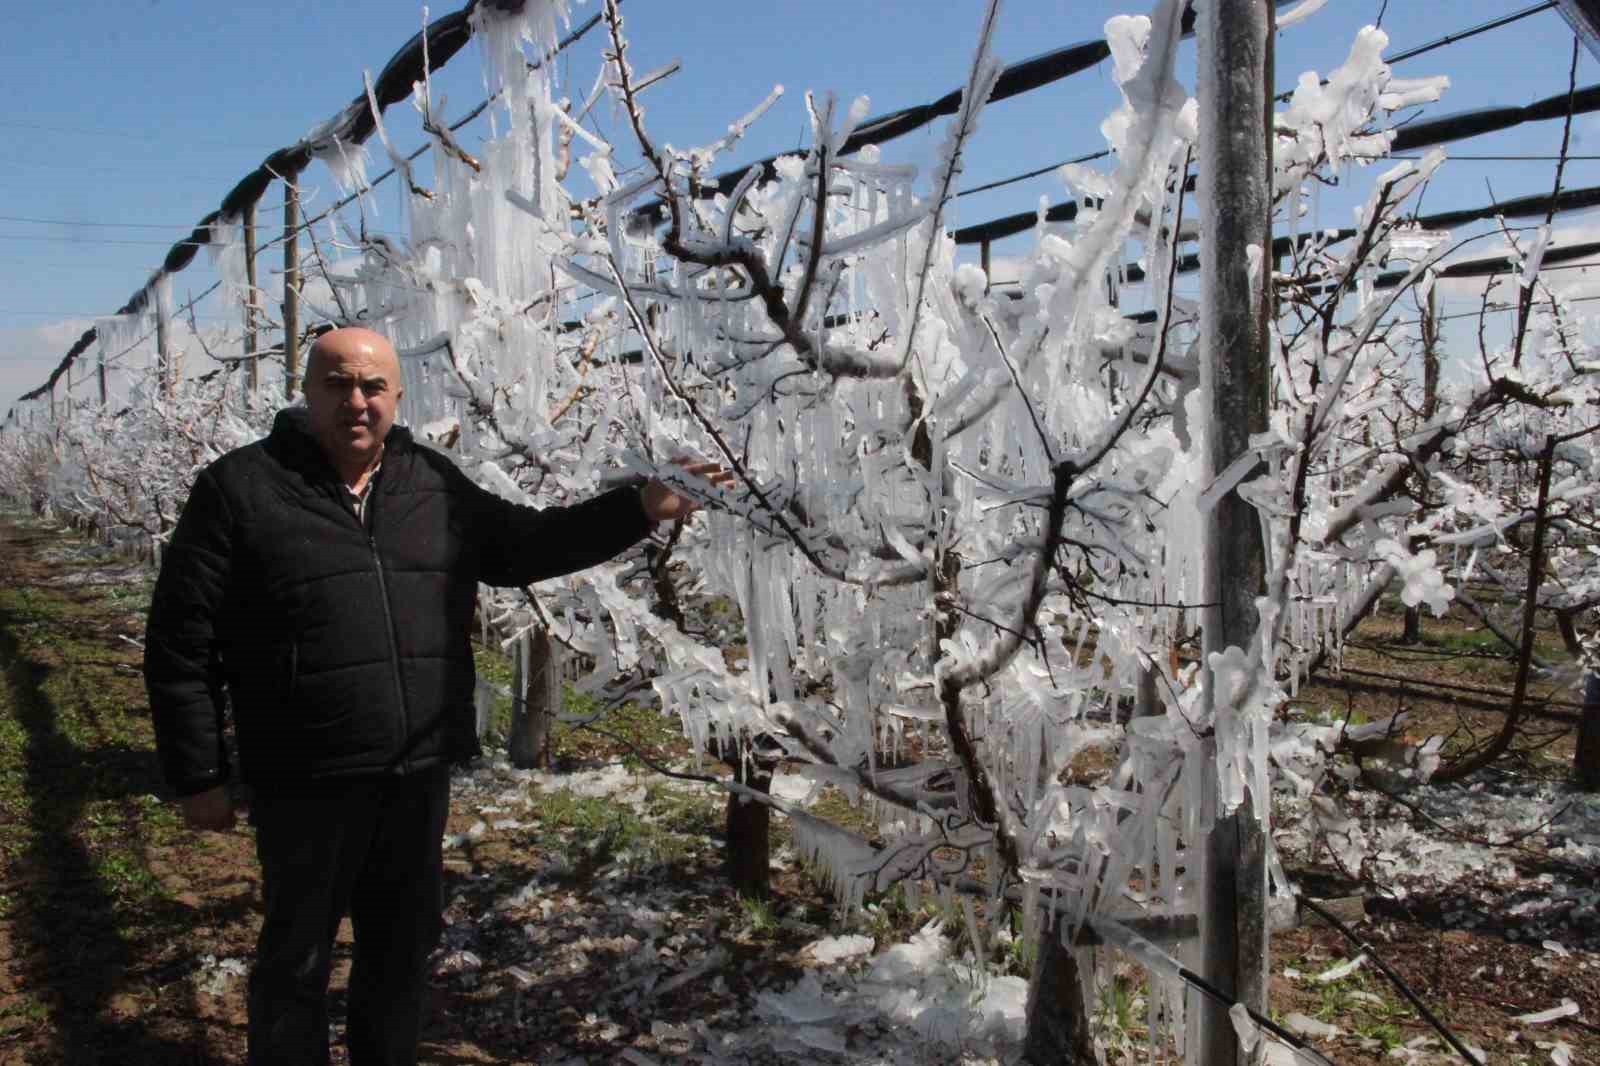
(362, 485), (412, 774)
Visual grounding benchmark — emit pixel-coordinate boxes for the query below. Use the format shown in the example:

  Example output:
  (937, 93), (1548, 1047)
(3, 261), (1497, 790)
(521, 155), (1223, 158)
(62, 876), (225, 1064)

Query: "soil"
(0, 512), (1594, 1066)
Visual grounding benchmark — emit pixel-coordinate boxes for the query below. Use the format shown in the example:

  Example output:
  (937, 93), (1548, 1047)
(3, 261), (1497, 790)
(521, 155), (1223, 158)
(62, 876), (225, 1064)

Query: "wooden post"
(1023, 930), (1097, 1064)
(98, 348), (108, 407)
(725, 758), (775, 899)
(1196, 2), (1274, 1064)
(244, 204), (259, 396)
(981, 239), (992, 293)
(508, 627), (561, 769)
(283, 181), (301, 400)
(1577, 670), (1600, 791)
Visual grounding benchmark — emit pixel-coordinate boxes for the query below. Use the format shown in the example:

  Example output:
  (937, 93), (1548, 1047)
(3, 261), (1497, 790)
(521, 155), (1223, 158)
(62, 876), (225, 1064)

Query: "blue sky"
(3, 0), (1596, 408)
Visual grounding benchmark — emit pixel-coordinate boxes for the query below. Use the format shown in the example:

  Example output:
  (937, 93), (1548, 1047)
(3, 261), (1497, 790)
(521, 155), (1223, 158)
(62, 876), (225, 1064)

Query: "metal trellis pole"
(1197, 1), (1274, 1063)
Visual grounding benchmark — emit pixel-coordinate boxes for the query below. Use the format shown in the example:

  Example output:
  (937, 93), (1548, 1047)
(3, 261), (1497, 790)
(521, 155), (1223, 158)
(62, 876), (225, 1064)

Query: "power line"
(0, 118), (260, 149)
(0, 226), (407, 246)
(958, 150), (1110, 198)
(0, 262), (168, 271)
(1395, 153), (1600, 161)
(0, 308), (237, 320)
(0, 157), (230, 180)
(0, 213), (247, 230)
(1271, 1), (1560, 103)
(1386, 0), (1559, 65)
(0, 234), (214, 247)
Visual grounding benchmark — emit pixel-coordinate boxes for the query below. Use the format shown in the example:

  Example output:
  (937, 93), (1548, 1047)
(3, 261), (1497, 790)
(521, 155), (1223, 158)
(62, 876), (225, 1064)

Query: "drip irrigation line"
(1092, 918), (1342, 1066)
(1172, 963), (1341, 1066)
(1303, 671), (1581, 724)
(1318, 664), (1584, 716)
(1296, 895), (1487, 1066)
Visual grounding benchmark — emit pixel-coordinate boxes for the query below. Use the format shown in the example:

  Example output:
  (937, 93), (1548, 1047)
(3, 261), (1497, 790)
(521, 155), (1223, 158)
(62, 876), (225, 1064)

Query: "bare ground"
(0, 512), (1595, 1066)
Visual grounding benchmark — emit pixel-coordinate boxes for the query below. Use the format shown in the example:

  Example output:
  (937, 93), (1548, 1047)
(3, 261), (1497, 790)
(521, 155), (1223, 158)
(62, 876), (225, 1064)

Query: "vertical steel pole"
(244, 204), (259, 396)
(283, 182), (301, 400)
(1197, 1), (1274, 1063)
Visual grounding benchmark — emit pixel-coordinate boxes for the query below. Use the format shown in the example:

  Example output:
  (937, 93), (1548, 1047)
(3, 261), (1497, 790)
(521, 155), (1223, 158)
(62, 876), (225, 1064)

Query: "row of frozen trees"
(4, 0), (1599, 1060)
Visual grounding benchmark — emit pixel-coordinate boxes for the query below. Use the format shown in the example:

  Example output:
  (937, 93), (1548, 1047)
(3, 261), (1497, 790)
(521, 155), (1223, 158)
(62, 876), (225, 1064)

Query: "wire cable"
(1297, 896), (1486, 1066)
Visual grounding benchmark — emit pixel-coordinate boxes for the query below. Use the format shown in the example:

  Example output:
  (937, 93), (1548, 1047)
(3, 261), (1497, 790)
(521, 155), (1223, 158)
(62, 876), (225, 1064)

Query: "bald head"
(303, 327), (404, 483)
(307, 327), (401, 382)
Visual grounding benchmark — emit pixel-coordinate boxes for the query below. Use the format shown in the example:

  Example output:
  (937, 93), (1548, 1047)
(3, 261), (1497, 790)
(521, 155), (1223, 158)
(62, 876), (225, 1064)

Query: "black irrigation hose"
(964, 86), (1600, 256)
(9, 0), (1578, 405)
(15, 0), (502, 405)
(1170, 961), (1341, 1066)
(11, 0), (616, 409)
(1111, 178), (1600, 284)
(1297, 895), (1487, 1066)
(628, 0), (1305, 225)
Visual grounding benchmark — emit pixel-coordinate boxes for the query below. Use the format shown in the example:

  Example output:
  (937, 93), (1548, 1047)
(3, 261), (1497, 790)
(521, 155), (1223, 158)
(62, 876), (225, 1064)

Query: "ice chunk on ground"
(1515, 999), (1579, 1024)
(867, 920), (948, 983)
(757, 972), (843, 1024)
(807, 933), (874, 964)
(1314, 954), (1365, 982)
(1283, 1012), (1340, 1039)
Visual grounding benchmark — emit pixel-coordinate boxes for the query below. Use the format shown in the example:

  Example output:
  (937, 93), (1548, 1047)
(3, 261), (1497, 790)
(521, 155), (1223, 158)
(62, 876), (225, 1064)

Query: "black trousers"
(246, 765), (451, 1066)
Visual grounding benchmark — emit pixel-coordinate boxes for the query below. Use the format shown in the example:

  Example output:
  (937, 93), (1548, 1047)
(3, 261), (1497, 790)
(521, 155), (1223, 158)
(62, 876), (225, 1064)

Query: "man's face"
(303, 328), (403, 473)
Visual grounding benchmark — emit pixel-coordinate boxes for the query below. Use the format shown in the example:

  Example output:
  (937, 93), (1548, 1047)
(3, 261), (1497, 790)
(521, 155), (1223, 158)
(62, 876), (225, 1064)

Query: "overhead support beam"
(1556, 0), (1600, 62)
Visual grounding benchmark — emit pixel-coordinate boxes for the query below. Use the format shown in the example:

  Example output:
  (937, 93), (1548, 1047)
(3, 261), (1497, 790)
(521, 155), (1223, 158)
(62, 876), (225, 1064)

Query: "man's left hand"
(641, 459), (733, 523)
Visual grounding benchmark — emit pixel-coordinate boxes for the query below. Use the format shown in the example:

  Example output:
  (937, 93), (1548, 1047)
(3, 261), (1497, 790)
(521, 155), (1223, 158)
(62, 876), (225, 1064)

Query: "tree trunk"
(1576, 671), (1600, 791)
(244, 205), (259, 396)
(725, 757), (774, 898)
(508, 627), (560, 769)
(1023, 922), (1098, 1065)
(1404, 287), (1441, 646)
(1197, 2), (1274, 1063)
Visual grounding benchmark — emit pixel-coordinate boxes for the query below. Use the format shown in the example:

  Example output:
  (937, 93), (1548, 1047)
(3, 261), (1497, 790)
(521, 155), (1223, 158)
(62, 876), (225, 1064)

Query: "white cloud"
(0, 319), (93, 417)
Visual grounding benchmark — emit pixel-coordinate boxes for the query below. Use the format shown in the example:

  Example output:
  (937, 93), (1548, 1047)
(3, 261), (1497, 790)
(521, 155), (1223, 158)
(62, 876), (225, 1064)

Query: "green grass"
(1310, 972), (1410, 1052)
(0, 529), (185, 931)
(470, 643), (689, 769)
(527, 779), (716, 873)
(738, 894), (780, 937)
(551, 688), (688, 770)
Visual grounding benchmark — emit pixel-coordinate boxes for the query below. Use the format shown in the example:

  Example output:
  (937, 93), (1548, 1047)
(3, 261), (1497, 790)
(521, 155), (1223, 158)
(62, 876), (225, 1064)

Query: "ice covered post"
(1196, 1), (1273, 1063)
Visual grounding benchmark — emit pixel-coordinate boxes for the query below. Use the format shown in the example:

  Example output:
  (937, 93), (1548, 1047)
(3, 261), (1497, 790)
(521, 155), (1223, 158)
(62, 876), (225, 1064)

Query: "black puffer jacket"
(143, 409), (652, 795)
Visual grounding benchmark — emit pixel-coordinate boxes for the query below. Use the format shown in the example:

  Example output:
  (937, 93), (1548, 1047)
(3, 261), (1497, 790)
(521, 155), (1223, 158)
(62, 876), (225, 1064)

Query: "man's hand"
(641, 458), (734, 523)
(179, 786), (236, 831)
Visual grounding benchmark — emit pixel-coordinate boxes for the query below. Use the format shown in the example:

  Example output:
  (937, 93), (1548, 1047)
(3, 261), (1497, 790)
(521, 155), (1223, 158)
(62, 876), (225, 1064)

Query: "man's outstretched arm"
(472, 459), (728, 588)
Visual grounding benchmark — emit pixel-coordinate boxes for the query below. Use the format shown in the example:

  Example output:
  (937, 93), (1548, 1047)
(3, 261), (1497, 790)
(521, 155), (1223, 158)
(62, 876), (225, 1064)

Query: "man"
(143, 326), (718, 1066)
